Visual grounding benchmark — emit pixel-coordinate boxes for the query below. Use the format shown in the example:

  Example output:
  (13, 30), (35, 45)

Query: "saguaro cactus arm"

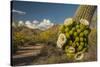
(73, 5), (97, 23)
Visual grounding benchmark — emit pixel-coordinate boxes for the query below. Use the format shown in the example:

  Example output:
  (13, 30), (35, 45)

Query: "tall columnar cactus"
(57, 5), (96, 60)
(73, 5), (96, 23)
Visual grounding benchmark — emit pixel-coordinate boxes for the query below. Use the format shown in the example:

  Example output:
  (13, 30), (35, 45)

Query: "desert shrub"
(13, 32), (26, 46)
(12, 40), (18, 54)
(32, 45), (70, 64)
(12, 25), (59, 48)
(38, 30), (58, 45)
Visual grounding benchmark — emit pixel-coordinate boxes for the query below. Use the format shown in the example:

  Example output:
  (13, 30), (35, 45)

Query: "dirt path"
(12, 45), (44, 66)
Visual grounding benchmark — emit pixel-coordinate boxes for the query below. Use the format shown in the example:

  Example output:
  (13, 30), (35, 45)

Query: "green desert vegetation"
(12, 25), (59, 54)
(12, 5), (97, 66)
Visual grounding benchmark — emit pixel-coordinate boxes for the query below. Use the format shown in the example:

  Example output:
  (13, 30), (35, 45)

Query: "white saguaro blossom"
(74, 52), (84, 60)
(80, 19), (89, 26)
(64, 18), (73, 26)
(67, 46), (75, 53)
(57, 33), (67, 48)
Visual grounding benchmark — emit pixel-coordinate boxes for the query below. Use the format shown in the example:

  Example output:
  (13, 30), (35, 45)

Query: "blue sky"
(11, 1), (79, 24)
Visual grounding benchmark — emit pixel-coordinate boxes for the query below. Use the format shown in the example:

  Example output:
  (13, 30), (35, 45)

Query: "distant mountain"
(47, 24), (60, 32)
(12, 26), (42, 35)
(12, 23), (60, 37)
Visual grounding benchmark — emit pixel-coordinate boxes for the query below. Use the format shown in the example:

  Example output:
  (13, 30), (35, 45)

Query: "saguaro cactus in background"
(73, 5), (96, 23)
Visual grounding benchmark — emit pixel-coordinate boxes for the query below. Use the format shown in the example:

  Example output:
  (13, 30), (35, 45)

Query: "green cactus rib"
(73, 5), (96, 23)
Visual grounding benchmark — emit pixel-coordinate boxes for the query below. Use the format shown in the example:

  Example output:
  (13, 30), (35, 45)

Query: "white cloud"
(18, 19), (54, 30)
(38, 19), (54, 30)
(25, 21), (31, 25)
(25, 20), (38, 29)
(18, 20), (24, 26)
(12, 9), (26, 15)
(32, 20), (39, 24)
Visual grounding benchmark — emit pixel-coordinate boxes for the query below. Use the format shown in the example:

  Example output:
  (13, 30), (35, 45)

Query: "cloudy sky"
(11, 1), (79, 24)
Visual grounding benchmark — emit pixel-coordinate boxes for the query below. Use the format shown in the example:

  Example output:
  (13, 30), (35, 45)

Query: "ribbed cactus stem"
(73, 5), (97, 23)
